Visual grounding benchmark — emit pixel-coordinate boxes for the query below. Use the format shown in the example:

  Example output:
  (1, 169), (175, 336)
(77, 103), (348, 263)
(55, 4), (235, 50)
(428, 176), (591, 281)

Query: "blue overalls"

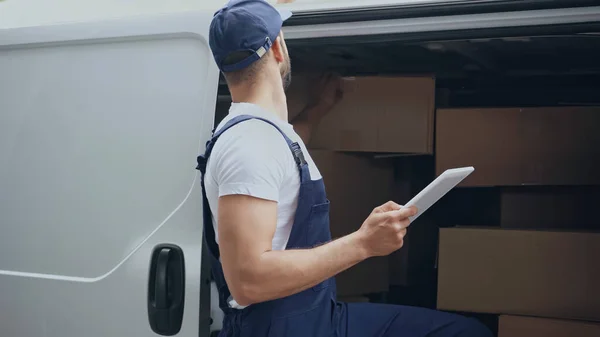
(197, 115), (493, 337)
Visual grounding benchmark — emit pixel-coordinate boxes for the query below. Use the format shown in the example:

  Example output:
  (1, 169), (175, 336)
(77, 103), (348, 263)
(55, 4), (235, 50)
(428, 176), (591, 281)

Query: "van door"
(281, 0), (600, 42)
(0, 11), (219, 337)
(282, 0), (599, 26)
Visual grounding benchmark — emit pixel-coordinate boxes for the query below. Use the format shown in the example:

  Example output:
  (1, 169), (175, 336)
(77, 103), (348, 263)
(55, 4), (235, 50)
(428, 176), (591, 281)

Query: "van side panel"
(0, 13), (218, 337)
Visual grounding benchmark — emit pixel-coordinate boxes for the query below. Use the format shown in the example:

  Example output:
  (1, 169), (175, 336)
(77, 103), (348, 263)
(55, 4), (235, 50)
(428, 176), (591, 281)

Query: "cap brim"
(278, 8), (293, 22)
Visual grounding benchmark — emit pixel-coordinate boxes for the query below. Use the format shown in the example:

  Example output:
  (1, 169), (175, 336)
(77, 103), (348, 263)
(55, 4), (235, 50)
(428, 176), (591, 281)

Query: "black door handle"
(148, 244), (185, 336)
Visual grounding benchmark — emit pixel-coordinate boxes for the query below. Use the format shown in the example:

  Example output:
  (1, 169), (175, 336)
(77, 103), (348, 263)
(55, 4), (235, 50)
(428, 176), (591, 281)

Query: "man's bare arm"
(290, 73), (343, 144)
(217, 194), (416, 306)
(291, 103), (332, 144)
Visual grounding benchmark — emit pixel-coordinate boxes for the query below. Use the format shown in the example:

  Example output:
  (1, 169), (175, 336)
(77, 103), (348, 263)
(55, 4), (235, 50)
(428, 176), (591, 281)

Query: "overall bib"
(197, 115), (492, 337)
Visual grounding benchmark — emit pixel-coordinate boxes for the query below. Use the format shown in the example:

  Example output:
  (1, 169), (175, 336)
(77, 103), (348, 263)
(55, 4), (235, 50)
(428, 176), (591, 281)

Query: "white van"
(1, 1), (599, 336)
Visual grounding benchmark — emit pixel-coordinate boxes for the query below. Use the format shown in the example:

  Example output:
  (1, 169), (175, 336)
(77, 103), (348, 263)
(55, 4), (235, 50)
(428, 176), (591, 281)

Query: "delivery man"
(196, 0), (493, 336)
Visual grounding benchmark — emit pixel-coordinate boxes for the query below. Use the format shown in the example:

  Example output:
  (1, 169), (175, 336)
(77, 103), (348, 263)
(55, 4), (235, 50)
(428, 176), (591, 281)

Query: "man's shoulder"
(206, 115), (301, 200)
(208, 116), (297, 175)
(214, 117), (291, 149)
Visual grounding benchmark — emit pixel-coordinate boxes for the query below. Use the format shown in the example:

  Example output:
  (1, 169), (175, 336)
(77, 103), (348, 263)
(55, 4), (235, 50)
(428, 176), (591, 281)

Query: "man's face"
(278, 33), (292, 91)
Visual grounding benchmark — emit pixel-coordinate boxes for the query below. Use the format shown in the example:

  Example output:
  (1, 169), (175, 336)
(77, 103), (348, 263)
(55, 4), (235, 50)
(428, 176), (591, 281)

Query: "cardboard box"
(499, 315), (600, 337)
(436, 108), (521, 186)
(501, 187), (600, 230)
(522, 107), (600, 185)
(436, 107), (600, 186)
(308, 76), (435, 154)
(437, 228), (600, 321)
(310, 150), (394, 296)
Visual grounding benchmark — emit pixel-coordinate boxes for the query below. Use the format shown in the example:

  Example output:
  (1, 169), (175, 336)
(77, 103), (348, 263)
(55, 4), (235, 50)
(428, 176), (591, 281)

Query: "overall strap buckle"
(290, 142), (307, 167)
(196, 154), (208, 174)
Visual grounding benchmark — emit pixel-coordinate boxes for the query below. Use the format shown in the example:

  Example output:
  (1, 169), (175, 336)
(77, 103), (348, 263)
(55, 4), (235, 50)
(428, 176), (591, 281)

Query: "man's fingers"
(386, 206), (418, 221)
(392, 220), (411, 232)
(375, 201), (402, 213)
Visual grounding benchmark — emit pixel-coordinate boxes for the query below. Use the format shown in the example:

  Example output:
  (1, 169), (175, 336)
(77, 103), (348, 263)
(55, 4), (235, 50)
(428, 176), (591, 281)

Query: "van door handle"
(148, 244), (185, 336)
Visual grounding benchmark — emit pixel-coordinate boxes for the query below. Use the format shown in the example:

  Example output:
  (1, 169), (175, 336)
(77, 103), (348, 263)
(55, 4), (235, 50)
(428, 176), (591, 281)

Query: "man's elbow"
(228, 279), (263, 307)
(225, 264), (268, 306)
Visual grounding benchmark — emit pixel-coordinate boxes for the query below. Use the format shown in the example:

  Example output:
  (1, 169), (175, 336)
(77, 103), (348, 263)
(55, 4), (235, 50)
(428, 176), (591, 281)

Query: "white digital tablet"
(402, 167), (475, 223)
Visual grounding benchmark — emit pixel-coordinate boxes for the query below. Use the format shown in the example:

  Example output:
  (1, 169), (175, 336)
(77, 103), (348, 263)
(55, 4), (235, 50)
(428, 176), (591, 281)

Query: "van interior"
(212, 23), (600, 335)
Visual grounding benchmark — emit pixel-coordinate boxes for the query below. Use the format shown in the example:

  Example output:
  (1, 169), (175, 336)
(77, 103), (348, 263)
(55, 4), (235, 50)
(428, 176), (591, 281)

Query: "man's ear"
(271, 36), (285, 64)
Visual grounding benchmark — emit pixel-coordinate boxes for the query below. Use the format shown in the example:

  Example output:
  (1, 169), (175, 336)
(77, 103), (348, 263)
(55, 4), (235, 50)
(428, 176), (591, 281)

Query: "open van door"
(0, 11), (219, 337)
(282, 0), (600, 26)
(279, 0), (600, 45)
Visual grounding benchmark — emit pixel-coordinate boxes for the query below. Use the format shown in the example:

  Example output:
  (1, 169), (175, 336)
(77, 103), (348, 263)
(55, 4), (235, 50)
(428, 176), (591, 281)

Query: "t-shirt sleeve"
(210, 120), (293, 202)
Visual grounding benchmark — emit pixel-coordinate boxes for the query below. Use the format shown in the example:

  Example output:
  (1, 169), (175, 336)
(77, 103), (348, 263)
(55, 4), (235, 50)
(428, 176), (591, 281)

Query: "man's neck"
(230, 81), (288, 122)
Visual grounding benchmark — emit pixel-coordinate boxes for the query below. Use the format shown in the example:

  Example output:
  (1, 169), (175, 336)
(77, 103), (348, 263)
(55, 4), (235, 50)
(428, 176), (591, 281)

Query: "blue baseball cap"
(209, 0), (292, 72)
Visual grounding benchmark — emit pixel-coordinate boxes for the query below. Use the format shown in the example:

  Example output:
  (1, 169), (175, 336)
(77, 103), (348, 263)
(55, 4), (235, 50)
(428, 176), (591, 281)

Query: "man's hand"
(356, 201), (418, 257)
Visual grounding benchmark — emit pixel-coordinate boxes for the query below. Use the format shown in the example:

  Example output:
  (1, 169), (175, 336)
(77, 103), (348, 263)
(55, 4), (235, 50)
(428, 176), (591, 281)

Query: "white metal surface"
(0, 0), (489, 30)
(0, 0), (226, 29)
(283, 6), (600, 40)
(0, 11), (219, 337)
(281, 0), (475, 12)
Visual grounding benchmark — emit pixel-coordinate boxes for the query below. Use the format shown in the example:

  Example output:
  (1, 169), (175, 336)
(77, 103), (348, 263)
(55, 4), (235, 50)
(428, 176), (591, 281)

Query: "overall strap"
(195, 114), (309, 262)
(198, 114), (308, 175)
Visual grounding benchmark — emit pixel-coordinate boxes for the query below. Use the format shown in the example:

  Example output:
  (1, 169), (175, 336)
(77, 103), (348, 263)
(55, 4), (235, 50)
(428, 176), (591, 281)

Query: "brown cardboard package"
(308, 76), (435, 154)
(436, 107), (600, 186)
(498, 315), (600, 337)
(310, 150), (394, 296)
(500, 187), (600, 230)
(437, 227), (600, 321)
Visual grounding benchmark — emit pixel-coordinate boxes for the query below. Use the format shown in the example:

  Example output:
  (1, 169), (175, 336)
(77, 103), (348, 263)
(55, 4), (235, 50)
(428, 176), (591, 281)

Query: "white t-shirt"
(204, 102), (322, 252)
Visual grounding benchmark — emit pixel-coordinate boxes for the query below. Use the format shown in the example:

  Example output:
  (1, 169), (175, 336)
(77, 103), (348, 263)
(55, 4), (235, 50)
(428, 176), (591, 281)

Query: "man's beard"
(281, 55), (292, 91)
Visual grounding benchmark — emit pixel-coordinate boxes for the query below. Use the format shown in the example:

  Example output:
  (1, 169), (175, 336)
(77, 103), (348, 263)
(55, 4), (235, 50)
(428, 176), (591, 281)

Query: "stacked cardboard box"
(436, 107), (600, 186)
(436, 106), (600, 335)
(290, 75), (436, 154)
(437, 229), (600, 335)
(438, 228), (600, 321)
